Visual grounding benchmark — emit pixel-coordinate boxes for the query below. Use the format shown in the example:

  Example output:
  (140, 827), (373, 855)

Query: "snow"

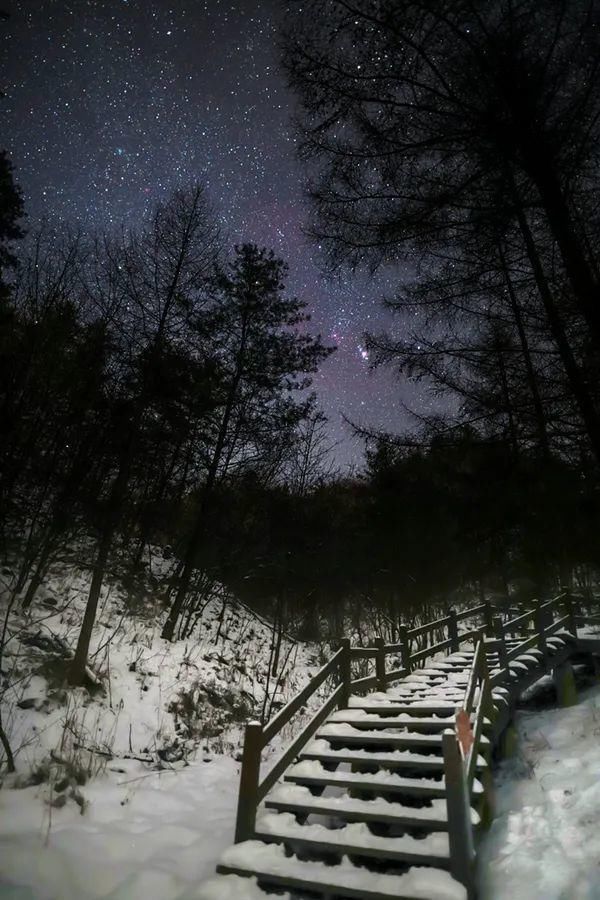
(319, 721), (442, 742)
(0, 550), (322, 900)
(255, 810), (451, 857)
(217, 840), (466, 900)
(303, 736), (444, 765)
(198, 874), (287, 899)
(267, 781), (458, 821)
(0, 754), (239, 899)
(478, 683), (600, 899)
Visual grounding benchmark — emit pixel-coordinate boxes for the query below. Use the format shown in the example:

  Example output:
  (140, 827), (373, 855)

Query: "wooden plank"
(455, 603), (487, 622)
(262, 647), (344, 743)
(544, 615), (571, 637)
(467, 680), (488, 789)
(506, 632), (540, 660)
(383, 666), (407, 683)
(410, 637), (453, 664)
(254, 830), (451, 868)
(504, 609), (533, 632)
(217, 862), (446, 900)
(409, 615), (451, 639)
(350, 674), (379, 692)
(284, 770), (448, 798)
(257, 684), (344, 801)
(350, 647), (379, 660)
(442, 728), (475, 895)
(264, 796), (448, 829)
(462, 641), (484, 714)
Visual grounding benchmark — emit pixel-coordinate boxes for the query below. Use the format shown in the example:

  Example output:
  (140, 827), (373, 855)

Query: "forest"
(2, 0), (600, 697)
(1, 3), (600, 898)
(0, 0), (600, 748)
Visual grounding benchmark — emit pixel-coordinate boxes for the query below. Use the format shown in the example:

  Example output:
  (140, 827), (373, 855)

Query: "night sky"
(1, 0), (432, 469)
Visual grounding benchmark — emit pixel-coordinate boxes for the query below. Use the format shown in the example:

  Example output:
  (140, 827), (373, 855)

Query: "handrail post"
(375, 636), (386, 691)
(398, 625), (412, 673)
(339, 638), (351, 708)
(562, 588), (577, 638)
(447, 609), (459, 652)
(442, 729), (475, 898)
(493, 616), (509, 677)
(534, 601), (549, 670)
(234, 721), (263, 843)
(483, 601), (494, 637)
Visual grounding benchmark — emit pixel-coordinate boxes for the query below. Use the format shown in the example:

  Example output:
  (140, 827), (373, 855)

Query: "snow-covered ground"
(3, 557), (600, 900)
(0, 552), (323, 899)
(478, 681), (600, 900)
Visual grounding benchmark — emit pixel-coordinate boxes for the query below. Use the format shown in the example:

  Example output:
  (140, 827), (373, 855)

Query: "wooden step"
(299, 743), (488, 773)
(264, 783), (459, 829)
(254, 811), (451, 868)
(316, 723), (490, 750)
(216, 841), (467, 900)
(329, 711), (492, 733)
(285, 760), (452, 798)
(349, 702), (461, 716)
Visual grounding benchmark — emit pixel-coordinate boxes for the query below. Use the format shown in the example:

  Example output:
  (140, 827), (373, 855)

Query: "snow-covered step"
(328, 709), (492, 733)
(349, 702), (462, 716)
(285, 759), (452, 798)
(299, 740), (489, 772)
(265, 782), (472, 829)
(216, 841), (467, 900)
(316, 721), (490, 749)
(255, 811), (452, 867)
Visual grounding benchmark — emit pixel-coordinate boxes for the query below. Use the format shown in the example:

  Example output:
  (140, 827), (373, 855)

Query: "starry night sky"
(0, 0), (431, 470)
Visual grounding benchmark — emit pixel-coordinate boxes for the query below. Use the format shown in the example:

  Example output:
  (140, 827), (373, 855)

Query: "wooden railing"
(233, 591), (582, 844)
(442, 638), (494, 893)
(234, 601), (492, 842)
(488, 591), (576, 686)
(441, 590), (579, 893)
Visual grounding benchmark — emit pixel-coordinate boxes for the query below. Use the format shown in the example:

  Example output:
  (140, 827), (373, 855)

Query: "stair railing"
(442, 638), (493, 897)
(234, 601), (501, 843)
(489, 591), (575, 687)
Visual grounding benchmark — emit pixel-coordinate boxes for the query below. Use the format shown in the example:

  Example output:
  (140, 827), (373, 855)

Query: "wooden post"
(234, 721), (263, 843)
(339, 638), (351, 709)
(442, 730), (475, 898)
(493, 616), (509, 675)
(563, 588), (577, 638)
(534, 601), (548, 670)
(398, 625), (412, 673)
(553, 661), (577, 708)
(375, 637), (386, 692)
(447, 609), (459, 652)
(483, 602), (494, 637)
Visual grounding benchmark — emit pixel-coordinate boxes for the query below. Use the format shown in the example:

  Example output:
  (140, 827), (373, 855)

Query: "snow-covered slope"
(478, 682), (600, 899)
(0, 550), (323, 899)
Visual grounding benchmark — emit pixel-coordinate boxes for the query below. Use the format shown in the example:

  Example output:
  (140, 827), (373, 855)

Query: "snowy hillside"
(478, 681), (600, 899)
(0, 551), (323, 899)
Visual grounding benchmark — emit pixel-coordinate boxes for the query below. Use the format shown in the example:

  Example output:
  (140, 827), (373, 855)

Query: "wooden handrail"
(409, 614), (451, 638)
(455, 602), (488, 622)
(258, 684), (344, 801)
(462, 640), (484, 715)
(261, 646), (345, 743)
(234, 594), (569, 846)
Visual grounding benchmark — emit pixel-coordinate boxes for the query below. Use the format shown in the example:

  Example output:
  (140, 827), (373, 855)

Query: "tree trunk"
(498, 241), (551, 459)
(513, 195), (600, 465)
(521, 147), (600, 345)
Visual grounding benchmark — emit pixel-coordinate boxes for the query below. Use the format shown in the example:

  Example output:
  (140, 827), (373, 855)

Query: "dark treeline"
(2, 0), (600, 685)
(0, 183), (333, 681)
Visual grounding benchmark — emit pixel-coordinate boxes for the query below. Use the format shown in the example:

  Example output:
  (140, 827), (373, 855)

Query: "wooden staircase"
(200, 594), (600, 900)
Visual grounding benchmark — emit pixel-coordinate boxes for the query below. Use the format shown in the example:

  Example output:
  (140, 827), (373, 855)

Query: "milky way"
(1, 0), (433, 469)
